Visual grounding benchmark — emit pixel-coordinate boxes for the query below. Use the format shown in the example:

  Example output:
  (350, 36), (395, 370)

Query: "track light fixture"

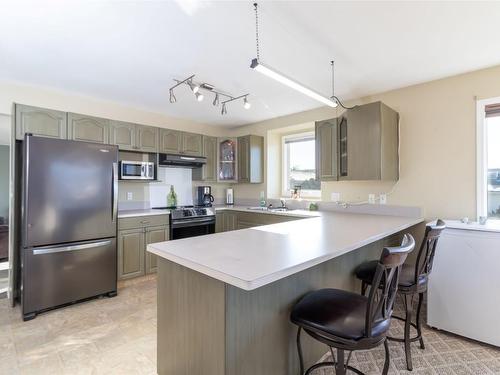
(169, 75), (252, 115)
(187, 79), (199, 93)
(169, 89), (177, 104)
(243, 96), (251, 109)
(195, 92), (204, 102)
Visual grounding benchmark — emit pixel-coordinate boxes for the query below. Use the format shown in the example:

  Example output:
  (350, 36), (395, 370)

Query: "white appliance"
(427, 221), (500, 346)
(226, 188), (234, 205)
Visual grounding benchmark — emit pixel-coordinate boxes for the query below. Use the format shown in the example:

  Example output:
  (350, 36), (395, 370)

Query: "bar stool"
(291, 234), (415, 375)
(354, 220), (445, 371)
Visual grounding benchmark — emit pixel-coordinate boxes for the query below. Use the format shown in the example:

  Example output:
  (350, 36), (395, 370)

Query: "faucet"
(280, 199), (287, 209)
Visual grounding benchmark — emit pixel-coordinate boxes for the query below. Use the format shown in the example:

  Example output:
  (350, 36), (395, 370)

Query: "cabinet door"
(223, 212), (237, 232)
(136, 125), (159, 153)
(145, 225), (169, 274)
(15, 104), (67, 140)
(315, 119), (338, 181)
(215, 212), (224, 233)
(159, 129), (182, 153)
(68, 113), (109, 144)
(182, 132), (203, 156)
(218, 138), (238, 182)
(202, 136), (217, 181)
(238, 136), (250, 183)
(109, 121), (136, 151)
(117, 229), (145, 280)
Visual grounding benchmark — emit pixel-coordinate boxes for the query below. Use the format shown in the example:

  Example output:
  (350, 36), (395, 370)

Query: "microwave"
(119, 161), (155, 180)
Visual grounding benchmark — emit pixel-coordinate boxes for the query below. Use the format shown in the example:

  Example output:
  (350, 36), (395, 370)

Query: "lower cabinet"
(117, 215), (169, 280)
(216, 210), (302, 232)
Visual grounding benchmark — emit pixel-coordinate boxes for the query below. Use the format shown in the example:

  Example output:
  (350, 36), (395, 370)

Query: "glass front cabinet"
(217, 138), (238, 182)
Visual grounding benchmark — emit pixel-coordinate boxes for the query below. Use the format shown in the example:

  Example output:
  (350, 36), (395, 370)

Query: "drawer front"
(118, 215), (169, 230)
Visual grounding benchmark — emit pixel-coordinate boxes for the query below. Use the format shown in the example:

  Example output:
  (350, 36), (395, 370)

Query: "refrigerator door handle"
(33, 240), (112, 255)
(112, 162), (118, 221)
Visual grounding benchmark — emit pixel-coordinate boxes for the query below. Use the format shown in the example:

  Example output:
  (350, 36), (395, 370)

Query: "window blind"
(485, 103), (500, 118)
(284, 136), (315, 145)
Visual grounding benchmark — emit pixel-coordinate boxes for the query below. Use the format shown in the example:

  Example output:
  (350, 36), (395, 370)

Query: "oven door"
(170, 217), (216, 240)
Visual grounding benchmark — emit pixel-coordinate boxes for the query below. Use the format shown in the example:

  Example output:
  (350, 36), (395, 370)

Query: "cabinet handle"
(140, 220), (150, 224)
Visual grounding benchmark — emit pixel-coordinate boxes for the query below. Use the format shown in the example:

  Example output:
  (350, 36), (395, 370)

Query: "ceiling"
(1, 1), (500, 127)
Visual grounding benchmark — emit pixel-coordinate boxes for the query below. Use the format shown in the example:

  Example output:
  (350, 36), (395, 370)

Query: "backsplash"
(149, 168), (193, 207)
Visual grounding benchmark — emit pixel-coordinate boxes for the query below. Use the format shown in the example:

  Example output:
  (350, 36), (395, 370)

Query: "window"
(282, 132), (320, 198)
(477, 98), (500, 219)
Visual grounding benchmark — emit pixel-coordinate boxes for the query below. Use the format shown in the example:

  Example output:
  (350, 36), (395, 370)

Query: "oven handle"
(171, 217), (215, 228)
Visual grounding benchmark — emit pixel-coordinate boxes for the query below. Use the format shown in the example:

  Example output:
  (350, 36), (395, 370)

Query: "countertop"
(118, 209), (170, 218)
(214, 205), (321, 218)
(148, 211), (423, 291)
(439, 219), (500, 233)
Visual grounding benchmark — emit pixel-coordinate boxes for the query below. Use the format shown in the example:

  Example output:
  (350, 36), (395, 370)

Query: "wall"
(231, 64), (500, 220)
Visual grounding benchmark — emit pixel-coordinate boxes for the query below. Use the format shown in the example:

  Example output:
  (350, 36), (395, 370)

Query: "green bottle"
(167, 185), (178, 208)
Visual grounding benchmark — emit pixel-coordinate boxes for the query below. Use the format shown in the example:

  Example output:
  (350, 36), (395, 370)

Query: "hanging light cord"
(254, 3), (260, 60)
(331, 60), (356, 110)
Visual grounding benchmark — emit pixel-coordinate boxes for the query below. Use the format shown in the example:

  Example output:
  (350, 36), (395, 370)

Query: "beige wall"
(231, 65), (500, 220)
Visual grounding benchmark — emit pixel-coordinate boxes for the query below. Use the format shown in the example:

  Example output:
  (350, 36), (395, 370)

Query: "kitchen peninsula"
(147, 209), (424, 375)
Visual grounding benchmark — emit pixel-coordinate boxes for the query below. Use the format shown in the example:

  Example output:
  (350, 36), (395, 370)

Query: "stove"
(152, 205), (215, 220)
(152, 205), (216, 240)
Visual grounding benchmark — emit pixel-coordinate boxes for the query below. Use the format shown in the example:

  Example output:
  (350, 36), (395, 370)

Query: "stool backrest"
(365, 234), (415, 337)
(413, 219), (446, 285)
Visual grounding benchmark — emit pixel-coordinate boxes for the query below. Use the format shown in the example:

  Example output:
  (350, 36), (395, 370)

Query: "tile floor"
(1, 275), (499, 374)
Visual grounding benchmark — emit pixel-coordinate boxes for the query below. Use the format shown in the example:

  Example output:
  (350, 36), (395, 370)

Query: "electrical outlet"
(379, 194), (387, 205)
(331, 192), (340, 202)
(127, 192), (133, 201)
(368, 194), (376, 204)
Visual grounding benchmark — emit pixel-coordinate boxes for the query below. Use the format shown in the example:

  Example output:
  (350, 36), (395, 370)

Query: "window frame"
(281, 131), (320, 198)
(476, 96), (500, 220)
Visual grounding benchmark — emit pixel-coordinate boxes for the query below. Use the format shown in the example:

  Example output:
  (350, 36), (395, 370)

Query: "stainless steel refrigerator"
(21, 135), (118, 320)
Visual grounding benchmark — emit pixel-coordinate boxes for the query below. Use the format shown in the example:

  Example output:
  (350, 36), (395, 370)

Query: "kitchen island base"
(156, 224), (421, 375)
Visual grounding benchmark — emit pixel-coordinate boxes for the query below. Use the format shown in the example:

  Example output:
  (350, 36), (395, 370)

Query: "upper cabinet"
(182, 132), (203, 156)
(193, 135), (217, 182)
(136, 125), (159, 153)
(315, 101), (399, 182)
(68, 113), (109, 144)
(15, 104), (67, 140)
(159, 129), (182, 154)
(315, 119), (338, 181)
(109, 121), (136, 151)
(110, 121), (158, 152)
(238, 135), (264, 184)
(159, 129), (202, 156)
(217, 138), (238, 182)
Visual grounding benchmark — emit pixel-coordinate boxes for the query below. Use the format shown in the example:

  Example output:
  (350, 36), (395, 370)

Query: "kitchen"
(2, 1), (500, 375)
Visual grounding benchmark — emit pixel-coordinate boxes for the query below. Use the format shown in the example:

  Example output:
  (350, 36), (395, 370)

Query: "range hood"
(158, 153), (207, 168)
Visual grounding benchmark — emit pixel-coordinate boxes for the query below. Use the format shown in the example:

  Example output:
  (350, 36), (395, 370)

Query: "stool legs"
(383, 339), (390, 375)
(416, 292), (425, 349)
(296, 327), (304, 375)
(403, 294), (414, 371)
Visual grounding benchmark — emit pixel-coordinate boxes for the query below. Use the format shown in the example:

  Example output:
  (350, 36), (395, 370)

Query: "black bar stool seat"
(291, 289), (390, 343)
(290, 234), (416, 375)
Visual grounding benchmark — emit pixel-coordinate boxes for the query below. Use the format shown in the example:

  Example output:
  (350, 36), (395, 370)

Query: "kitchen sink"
(247, 206), (290, 212)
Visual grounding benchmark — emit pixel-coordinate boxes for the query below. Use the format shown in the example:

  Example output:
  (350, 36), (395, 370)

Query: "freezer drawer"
(22, 238), (117, 319)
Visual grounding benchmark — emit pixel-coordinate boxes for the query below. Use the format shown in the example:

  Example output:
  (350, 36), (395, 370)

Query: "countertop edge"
(148, 216), (424, 290)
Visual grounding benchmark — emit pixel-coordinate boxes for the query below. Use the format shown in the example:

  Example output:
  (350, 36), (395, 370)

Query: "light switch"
(379, 194), (387, 204)
(127, 192), (133, 201)
(368, 194), (376, 204)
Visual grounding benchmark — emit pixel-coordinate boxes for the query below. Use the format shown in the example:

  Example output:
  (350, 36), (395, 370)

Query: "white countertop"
(118, 209), (170, 218)
(214, 205), (320, 218)
(439, 219), (500, 233)
(148, 211), (423, 291)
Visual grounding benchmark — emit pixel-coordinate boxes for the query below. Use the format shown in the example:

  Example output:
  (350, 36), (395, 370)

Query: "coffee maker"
(196, 186), (214, 207)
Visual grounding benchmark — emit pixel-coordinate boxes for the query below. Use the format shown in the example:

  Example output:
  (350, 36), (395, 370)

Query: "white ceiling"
(1, 1), (500, 127)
